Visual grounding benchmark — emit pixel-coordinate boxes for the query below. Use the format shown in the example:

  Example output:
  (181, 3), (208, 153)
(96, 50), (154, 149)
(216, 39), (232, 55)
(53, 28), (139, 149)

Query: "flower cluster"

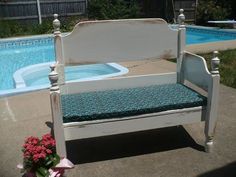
(23, 134), (56, 163)
(20, 133), (60, 177)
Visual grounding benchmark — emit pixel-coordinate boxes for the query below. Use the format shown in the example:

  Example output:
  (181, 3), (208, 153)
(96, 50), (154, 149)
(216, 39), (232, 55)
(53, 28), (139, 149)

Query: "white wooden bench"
(49, 9), (220, 158)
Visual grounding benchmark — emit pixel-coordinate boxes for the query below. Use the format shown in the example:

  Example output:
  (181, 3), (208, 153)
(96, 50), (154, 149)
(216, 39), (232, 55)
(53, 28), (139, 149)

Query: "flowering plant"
(18, 133), (73, 177)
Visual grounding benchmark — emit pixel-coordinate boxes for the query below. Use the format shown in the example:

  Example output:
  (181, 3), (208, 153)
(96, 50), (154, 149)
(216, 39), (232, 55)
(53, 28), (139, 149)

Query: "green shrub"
(0, 20), (25, 38)
(29, 20), (53, 35)
(0, 16), (81, 38)
(59, 16), (80, 32)
(88, 0), (140, 20)
(196, 0), (230, 26)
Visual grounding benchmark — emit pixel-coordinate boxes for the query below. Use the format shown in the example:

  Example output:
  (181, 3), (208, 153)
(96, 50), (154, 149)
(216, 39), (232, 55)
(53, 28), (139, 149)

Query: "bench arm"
(181, 51), (214, 91)
(181, 51), (220, 152)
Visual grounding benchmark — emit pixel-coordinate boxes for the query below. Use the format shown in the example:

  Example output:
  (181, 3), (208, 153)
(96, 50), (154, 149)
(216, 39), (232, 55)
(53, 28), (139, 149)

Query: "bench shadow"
(65, 126), (204, 164)
(197, 161), (236, 177)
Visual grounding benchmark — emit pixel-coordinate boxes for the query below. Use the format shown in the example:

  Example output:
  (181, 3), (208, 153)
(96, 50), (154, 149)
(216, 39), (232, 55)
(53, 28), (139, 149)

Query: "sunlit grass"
(168, 49), (236, 89)
(200, 49), (236, 89)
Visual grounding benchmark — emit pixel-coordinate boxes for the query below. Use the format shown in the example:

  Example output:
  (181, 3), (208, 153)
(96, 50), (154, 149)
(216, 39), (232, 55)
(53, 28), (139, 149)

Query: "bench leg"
(204, 109), (217, 153)
(55, 135), (67, 158)
(205, 135), (214, 153)
(204, 66), (220, 153)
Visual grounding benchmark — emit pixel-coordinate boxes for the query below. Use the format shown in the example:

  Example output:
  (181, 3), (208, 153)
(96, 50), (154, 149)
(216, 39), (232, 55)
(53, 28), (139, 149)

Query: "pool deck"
(0, 60), (236, 177)
(187, 40), (236, 53)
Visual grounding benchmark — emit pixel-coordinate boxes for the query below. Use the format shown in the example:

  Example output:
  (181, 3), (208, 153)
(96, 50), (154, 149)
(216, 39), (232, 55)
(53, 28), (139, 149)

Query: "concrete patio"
(0, 60), (235, 177)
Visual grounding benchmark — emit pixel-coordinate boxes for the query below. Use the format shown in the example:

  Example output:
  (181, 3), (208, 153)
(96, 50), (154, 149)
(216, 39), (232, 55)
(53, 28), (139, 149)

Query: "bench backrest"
(52, 10), (186, 84)
(59, 19), (179, 65)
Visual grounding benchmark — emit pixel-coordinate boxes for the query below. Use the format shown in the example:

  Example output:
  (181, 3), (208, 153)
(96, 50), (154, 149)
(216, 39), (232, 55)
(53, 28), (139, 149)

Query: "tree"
(87, 0), (140, 20)
(217, 0), (236, 19)
(196, 0), (230, 25)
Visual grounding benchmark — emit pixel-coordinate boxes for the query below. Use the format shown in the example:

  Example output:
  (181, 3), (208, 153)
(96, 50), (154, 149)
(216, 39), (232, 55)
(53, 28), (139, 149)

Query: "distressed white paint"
(177, 9), (186, 83)
(53, 14), (65, 84)
(61, 73), (176, 94)
(61, 18), (178, 65)
(49, 11), (220, 156)
(49, 64), (66, 157)
(204, 51), (220, 152)
(182, 52), (212, 91)
(64, 106), (205, 128)
(64, 107), (205, 140)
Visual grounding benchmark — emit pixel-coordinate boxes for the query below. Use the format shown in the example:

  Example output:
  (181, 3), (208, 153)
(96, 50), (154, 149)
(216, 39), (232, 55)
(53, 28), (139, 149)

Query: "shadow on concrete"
(198, 161), (236, 177)
(45, 121), (54, 135)
(65, 126), (204, 164)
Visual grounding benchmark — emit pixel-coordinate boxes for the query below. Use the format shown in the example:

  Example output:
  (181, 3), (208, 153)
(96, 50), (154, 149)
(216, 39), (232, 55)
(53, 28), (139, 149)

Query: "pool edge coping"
(1, 63), (129, 98)
(187, 39), (236, 53)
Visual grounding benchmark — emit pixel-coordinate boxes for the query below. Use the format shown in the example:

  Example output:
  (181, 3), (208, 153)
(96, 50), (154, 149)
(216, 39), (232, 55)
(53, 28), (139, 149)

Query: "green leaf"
(36, 167), (49, 177)
(52, 154), (60, 167)
(45, 156), (50, 161)
(45, 159), (53, 167)
(36, 171), (44, 177)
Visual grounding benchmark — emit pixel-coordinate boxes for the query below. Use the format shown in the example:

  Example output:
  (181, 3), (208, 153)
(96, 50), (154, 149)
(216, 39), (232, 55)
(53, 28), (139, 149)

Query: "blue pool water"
(1, 27), (236, 92)
(20, 62), (124, 87)
(187, 27), (236, 44)
(0, 38), (54, 90)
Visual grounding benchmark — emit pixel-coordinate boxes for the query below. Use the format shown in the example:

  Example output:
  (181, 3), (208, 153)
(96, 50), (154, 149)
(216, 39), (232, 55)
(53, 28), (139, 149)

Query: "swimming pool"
(0, 37), (54, 90)
(1, 26), (236, 95)
(0, 36), (128, 96)
(187, 26), (236, 44)
(13, 62), (128, 88)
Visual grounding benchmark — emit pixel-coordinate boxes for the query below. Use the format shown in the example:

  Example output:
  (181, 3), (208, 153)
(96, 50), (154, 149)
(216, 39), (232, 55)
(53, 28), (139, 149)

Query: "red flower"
(25, 136), (40, 145)
(41, 139), (56, 148)
(42, 134), (53, 141)
(23, 152), (30, 158)
(46, 149), (52, 154)
(33, 154), (40, 162)
(21, 133), (59, 173)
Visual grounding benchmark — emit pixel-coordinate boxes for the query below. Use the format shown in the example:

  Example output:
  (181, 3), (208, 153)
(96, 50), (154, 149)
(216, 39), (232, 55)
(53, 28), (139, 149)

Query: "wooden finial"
(178, 9), (185, 28)
(49, 64), (59, 91)
(53, 14), (61, 34)
(211, 51), (220, 75)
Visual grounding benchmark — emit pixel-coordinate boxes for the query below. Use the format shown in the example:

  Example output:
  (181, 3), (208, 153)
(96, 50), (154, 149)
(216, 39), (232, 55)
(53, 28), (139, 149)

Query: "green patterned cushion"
(61, 84), (207, 123)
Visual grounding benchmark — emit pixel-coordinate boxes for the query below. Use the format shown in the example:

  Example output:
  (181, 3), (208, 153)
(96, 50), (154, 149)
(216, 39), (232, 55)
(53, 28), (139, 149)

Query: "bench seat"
(61, 83), (207, 123)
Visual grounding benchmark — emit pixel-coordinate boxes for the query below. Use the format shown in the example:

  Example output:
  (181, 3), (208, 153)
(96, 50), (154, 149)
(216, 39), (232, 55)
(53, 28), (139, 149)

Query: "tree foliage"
(217, 0), (236, 19)
(196, 0), (230, 25)
(87, 0), (140, 20)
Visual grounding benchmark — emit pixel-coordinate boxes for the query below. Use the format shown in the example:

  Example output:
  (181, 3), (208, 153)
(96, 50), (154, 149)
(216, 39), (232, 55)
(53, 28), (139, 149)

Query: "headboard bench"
(49, 9), (220, 158)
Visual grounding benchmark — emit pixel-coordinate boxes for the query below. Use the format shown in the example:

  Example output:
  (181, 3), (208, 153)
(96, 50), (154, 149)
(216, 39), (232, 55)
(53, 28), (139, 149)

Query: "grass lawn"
(199, 49), (236, 89)
(169, 49), (236, 89)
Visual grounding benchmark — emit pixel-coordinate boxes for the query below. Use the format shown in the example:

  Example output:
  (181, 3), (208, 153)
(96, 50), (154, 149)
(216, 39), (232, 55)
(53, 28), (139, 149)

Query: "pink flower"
(33, 154), (40, 162)
(46, 149), (52, 154)
(21, 133), (59, 171)
(25, 136), (40, 145)
(41, 139), (56, 148)
(23, 152), (31, 158)
(39, 152), (46, 159)
(42, 134), (53, 141)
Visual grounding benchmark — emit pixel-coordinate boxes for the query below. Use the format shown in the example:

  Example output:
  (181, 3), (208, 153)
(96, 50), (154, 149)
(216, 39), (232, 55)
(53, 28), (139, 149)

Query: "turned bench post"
(49, 14), (67, 157)
(53, 14), (65, 84)
(177, 9), (186, 83)
(205, 51), (220, 152)
(49, 64), (66, 158)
